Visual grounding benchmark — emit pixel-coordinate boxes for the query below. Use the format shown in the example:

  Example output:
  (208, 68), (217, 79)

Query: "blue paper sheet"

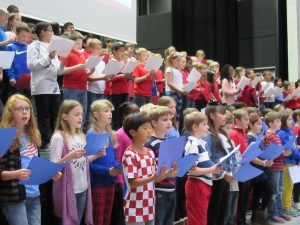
(284, 135), (297, 150)
(259, 143), (284, 160)
(0, 127), (17, 156)
(176, 154), (199, 177)
(19, 156), (66, 185)
(85, 132), (110, 156)
(234, 163), (263, 182)
(157, 136), (186, 173)
(240, 142), (262, 165)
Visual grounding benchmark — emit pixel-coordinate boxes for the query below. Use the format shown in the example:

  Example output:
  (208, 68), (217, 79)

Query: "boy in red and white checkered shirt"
(122, 113), (177, 225)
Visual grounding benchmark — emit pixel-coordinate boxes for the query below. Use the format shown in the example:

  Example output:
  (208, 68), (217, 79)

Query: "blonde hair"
(158, 96), (177, 125)
(180, 51), (187, 57)
(140, 103), (156, 116)
(0, 7), (8, 17)
(87, 38), (102, 48)
(193, 62), (206, 71)
(147, 105), (172, 122)
(135, 47), (147, 56)
(0, 94), (41, 151)
(209, 61), (220, 68)
(89, 100), (118, 147)
(205, 59), (214, 67)
(196, 50), (206, 57)
(265, 111), (281, 127)
(55, 100), (83, 137)
(166, 51), (180, 67)
(183, 108), (199, 119)
(233, 109), (248, 122)
(184, 112), (207, 132)
(68, 31), (83, 41)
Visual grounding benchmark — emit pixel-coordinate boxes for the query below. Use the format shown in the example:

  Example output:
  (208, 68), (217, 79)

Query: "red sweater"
(263, 131), (284, 171)
(62, 49), (88, 90)
(110, 61), (128, 95)
(155, 69), (165, 94)
(284, 90), (298, 109)
(238, 85), (257, 106)
(230, 128), (249, 154)
(209, 82), (221, 102)
(132, 63), (153, 96)
(196, 80), (211, 102)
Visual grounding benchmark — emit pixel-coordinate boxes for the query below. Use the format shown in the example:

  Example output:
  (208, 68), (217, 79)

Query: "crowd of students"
(2, 4), (300, 225)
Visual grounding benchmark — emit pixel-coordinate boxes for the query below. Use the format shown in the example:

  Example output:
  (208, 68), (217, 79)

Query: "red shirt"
(132, 63), (153, 96)
(155, 69), (165, 94)
(196, 80), (211, 102)
(284, 90), (298, 109)
(181, 69), (189, 85)
(210, 82), (221, 102)
(230, 128), (249, 154)
(238, 85), (257, 106)
(110, 61), (128, 95)
(263, 131), (284, 171)
(62, 49), (88, 90)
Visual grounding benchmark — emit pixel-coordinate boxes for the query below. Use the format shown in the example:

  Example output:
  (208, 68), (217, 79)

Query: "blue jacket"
(0, 26), (7, 51)
(203, 133), (231, 179)
(6, 41), (30, 81)
(88, 130), (117, 187)
(276, 128), (300, 165)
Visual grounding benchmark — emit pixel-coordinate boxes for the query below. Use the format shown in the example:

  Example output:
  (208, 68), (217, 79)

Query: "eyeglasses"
(13, 106), (31, 112)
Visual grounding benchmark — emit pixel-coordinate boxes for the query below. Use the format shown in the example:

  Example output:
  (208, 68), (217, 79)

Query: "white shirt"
(27, 41), (62, 95)
(87, 61), (106, 94)
(165, 67), (183, 93)
(50, 132), (88, 194)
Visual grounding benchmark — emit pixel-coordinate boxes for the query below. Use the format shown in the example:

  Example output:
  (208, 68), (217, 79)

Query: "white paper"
(264, 87), (276, 97)
(236, 76), (250, 90)
(288, 165), (300, 184)
(284, 94), (293, 101)
(216, 145), (240, 166)
(182, 82), (197, 93)
(122, 61), (137, 74)
(262, 82), (272, 91)
(86, 56), (104, 70)
(187, 68), (202, 83)
(48, 35), (74, 57)
(0, 51), (15, 69)
(102, 61), (124, 75)
(274, 87), (283, 97)
(201, 107), (206, 113)
(144, 57), (164, 72)
(293, 89), (300, 97)
(252, 76), (262, 87)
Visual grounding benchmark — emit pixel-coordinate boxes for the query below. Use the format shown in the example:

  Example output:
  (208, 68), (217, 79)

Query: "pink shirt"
(116, 127), (131, 184)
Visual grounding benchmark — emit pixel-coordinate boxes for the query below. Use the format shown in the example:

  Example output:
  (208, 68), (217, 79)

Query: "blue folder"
(234, 163), (263, 182)
(0, 127), (17, 156)
(19, 156), (66, 185)
(85, 132), (110, 156)
(157, 136), (185, 173)
(240, 142), (262, 165)
(259, 143), (284, 160)
(176, 154), (199, 177)
(284, 135), (297, 150)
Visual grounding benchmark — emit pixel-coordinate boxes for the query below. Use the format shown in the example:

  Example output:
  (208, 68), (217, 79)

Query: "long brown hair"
(0, 94), (41, 151)
(205, 104), (227, 153)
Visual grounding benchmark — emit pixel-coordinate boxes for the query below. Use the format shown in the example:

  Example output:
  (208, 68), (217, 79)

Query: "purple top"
(115, 127), (131, 184)
(52, 135), (93, 225)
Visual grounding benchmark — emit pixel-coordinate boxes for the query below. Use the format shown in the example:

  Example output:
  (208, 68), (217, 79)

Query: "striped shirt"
(263, 131), (284, 171)
(185, 136), (214, 185)
(145, 136), (176, 192)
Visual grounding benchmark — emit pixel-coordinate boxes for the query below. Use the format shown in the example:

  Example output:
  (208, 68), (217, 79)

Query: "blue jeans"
(155, 190), (176, 225)
(224, 191), (239, 225)
(1, 197), (41, 225)
(76, 190), (87, 225)
(63, 88), (87, 126)
(134, 95), (151, 107)
(267, 171), (284, 217)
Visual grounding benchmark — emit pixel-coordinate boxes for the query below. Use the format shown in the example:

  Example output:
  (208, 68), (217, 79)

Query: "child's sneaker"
(293, 202), (300, 210)
(280, 213), (292, 221)
(290, 208), (300, 217)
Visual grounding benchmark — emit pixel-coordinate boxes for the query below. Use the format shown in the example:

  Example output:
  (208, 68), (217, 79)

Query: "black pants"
(110, 184), (125, 225)
(237, 181), (251, 225)
(134, 95), (151, 107)
(111, 93), (128, 130)
(294, 182), (300, 202)
(34, 94), (61, 146)
(207, 179), (229, 225)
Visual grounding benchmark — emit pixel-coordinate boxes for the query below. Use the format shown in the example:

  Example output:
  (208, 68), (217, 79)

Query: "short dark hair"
(63, 22), (73, 30)
(7, 5), (19, 13)
(123, 113), (150, 139)
(35, 22), (51, 39)
(111, 42), (125, 52)
(51, 22), (61, 36)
